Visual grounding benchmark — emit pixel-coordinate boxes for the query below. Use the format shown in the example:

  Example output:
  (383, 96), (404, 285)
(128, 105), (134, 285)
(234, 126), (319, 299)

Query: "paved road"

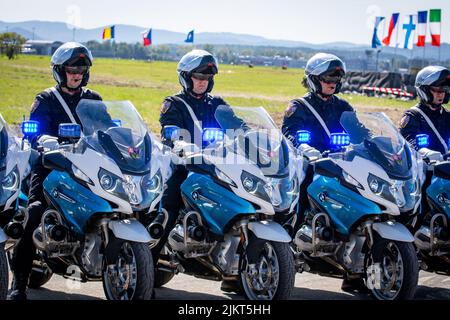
(7, 270), (450, 300)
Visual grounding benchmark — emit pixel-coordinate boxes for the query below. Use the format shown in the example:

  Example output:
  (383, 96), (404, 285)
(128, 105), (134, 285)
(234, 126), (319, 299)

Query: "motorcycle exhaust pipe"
(4, 222), (24, 240)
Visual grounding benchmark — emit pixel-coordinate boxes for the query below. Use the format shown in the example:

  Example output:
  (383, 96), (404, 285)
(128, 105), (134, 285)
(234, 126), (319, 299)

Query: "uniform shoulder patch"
(284, 102), (298, 118)
(30, 99), (40, 113)
(399, 114), (410, 128)
(160, 100), (172, 114)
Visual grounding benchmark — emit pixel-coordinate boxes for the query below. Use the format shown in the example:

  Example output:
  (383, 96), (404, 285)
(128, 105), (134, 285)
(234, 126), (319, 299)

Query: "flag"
(416, 11), (427, 47)
(401, 14), (417, 50)
(102, 25), (115, 40)
(185, 30), (194, 43)
(371, 16), (385, 48)
(382, 13), (400, 47)
(429, 9), (441, 46)
(142, 28), (152, 46)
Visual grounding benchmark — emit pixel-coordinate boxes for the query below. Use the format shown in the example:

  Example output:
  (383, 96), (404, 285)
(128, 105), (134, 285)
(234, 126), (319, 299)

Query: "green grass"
(0, 55), (413, 132)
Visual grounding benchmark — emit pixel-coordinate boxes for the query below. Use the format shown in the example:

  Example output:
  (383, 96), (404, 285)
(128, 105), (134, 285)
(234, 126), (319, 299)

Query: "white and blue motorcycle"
(153, 105), (301, 300)
(22, 100), (170, 300)
(412, 134), (450, 275)
(0, 114), (31, 299)
(292, 111), (423, 300)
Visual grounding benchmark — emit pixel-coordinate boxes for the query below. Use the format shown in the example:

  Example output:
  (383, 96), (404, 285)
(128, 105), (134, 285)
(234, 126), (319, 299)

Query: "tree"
(0, 32), (26, 59)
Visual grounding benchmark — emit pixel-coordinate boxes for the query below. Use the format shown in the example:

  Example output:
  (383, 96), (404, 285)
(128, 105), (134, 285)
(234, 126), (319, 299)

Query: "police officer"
(8, 42), (102, 300)
(399, 66), (450, 156)
(155, 49), (240, 293)
(282, 53), (353, 151)
(282, 53), (368, 293)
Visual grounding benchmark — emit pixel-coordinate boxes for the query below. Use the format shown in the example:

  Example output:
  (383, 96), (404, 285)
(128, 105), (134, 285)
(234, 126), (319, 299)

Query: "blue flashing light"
(21, 120), (40, 135)
(330, 133), (350, 147)
(202, 128), (224, 143)
(112, 119), (122, 127)
(58, 123), (81, 139)
(296, 130), (311, 144)
(415, 134), (430, 148)
(162, 125), (180, 141)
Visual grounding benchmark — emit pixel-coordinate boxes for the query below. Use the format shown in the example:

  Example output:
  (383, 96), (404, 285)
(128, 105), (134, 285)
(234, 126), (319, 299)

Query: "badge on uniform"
(160, 100), (172, 114)
(284, 102), (297, 118)
(399, 115), (410, 128)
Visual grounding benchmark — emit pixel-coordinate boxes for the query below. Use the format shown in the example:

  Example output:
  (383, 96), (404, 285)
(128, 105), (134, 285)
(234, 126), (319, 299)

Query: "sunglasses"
(64, 66), (89, 75)
(430, 86), (449, 94)
(319, 75), (342, 84)
(192, 73), (214, 81)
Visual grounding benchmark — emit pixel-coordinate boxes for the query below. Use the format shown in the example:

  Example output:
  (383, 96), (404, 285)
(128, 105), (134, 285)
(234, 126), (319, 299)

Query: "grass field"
(0, 55), (414, 133)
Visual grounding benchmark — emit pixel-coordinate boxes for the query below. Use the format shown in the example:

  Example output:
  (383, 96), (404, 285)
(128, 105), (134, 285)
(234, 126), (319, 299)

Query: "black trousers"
(11, 162), (50, 282)
(151, 166), (188, 263)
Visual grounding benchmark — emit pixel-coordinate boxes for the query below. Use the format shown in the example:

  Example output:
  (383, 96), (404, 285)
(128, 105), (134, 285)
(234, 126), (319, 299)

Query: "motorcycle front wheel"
(365, 240), (418, 300)
(240, 239), (295, 300)
(103, 241), (154, 300)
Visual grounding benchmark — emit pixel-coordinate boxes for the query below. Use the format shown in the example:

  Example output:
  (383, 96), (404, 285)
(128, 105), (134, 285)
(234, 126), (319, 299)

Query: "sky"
(0, 0), (448, 45)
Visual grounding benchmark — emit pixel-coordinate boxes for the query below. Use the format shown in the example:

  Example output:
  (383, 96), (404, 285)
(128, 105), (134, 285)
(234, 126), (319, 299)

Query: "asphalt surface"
(7, 269), (450, 300)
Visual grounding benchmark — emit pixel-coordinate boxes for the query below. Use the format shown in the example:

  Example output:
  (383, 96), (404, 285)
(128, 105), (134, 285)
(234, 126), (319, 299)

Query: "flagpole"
(393, 16), (400, 72)
(438, 16), (442, 62)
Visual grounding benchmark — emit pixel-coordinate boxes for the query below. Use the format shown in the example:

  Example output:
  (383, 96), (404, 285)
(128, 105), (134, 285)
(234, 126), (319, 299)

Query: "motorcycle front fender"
(248, 221), (292, 243)
(372, 221), (414, 243)
(108, 219), (152, 243)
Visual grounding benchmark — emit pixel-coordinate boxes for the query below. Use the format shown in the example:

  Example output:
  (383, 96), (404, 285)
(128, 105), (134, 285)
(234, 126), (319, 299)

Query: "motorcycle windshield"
(76, 100), (151, 174)
(0, 115), (6, 164)
(215, 105), (290, 177)
(340, 111), (411, 180)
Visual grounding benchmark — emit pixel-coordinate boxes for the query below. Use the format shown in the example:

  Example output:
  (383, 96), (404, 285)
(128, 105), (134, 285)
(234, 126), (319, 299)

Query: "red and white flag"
(429, 9), (441, 47)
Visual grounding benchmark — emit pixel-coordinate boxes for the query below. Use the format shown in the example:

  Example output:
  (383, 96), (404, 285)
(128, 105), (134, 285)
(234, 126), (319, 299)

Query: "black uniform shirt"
(159, 91), (228, 147)
(282, 92), (354, 151)
(29, 85), (102, 138)
(399, 103), (450, 154)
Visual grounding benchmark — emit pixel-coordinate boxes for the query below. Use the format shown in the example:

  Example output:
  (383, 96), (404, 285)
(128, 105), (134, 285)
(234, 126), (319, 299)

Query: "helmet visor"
(64, 65), (89, 75)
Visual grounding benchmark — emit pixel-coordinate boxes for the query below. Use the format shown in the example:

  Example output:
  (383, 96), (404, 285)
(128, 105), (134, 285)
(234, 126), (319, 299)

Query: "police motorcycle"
(0, 115), (32, 299)
(412, 134), (450, 275)
(21, 99), (170, 300)
(153, 105), (300, 300)
(292, 111), (422, 300)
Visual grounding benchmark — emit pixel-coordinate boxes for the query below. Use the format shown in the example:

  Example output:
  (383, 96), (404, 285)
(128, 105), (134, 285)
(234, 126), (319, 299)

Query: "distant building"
(22, 40), (63, 55)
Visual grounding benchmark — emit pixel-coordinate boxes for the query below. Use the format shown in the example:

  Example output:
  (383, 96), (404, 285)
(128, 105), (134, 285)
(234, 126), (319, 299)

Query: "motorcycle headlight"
(142, 170), (162, 194)
(0, 166), (20, 205)
(140, 169), (164, 206)
(367, 173), (395, 203)
(240, 171), (270, 203)
(98, 168), (128, 201)
(367, 174), (413, 208)
(2, 167), (19, 191)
